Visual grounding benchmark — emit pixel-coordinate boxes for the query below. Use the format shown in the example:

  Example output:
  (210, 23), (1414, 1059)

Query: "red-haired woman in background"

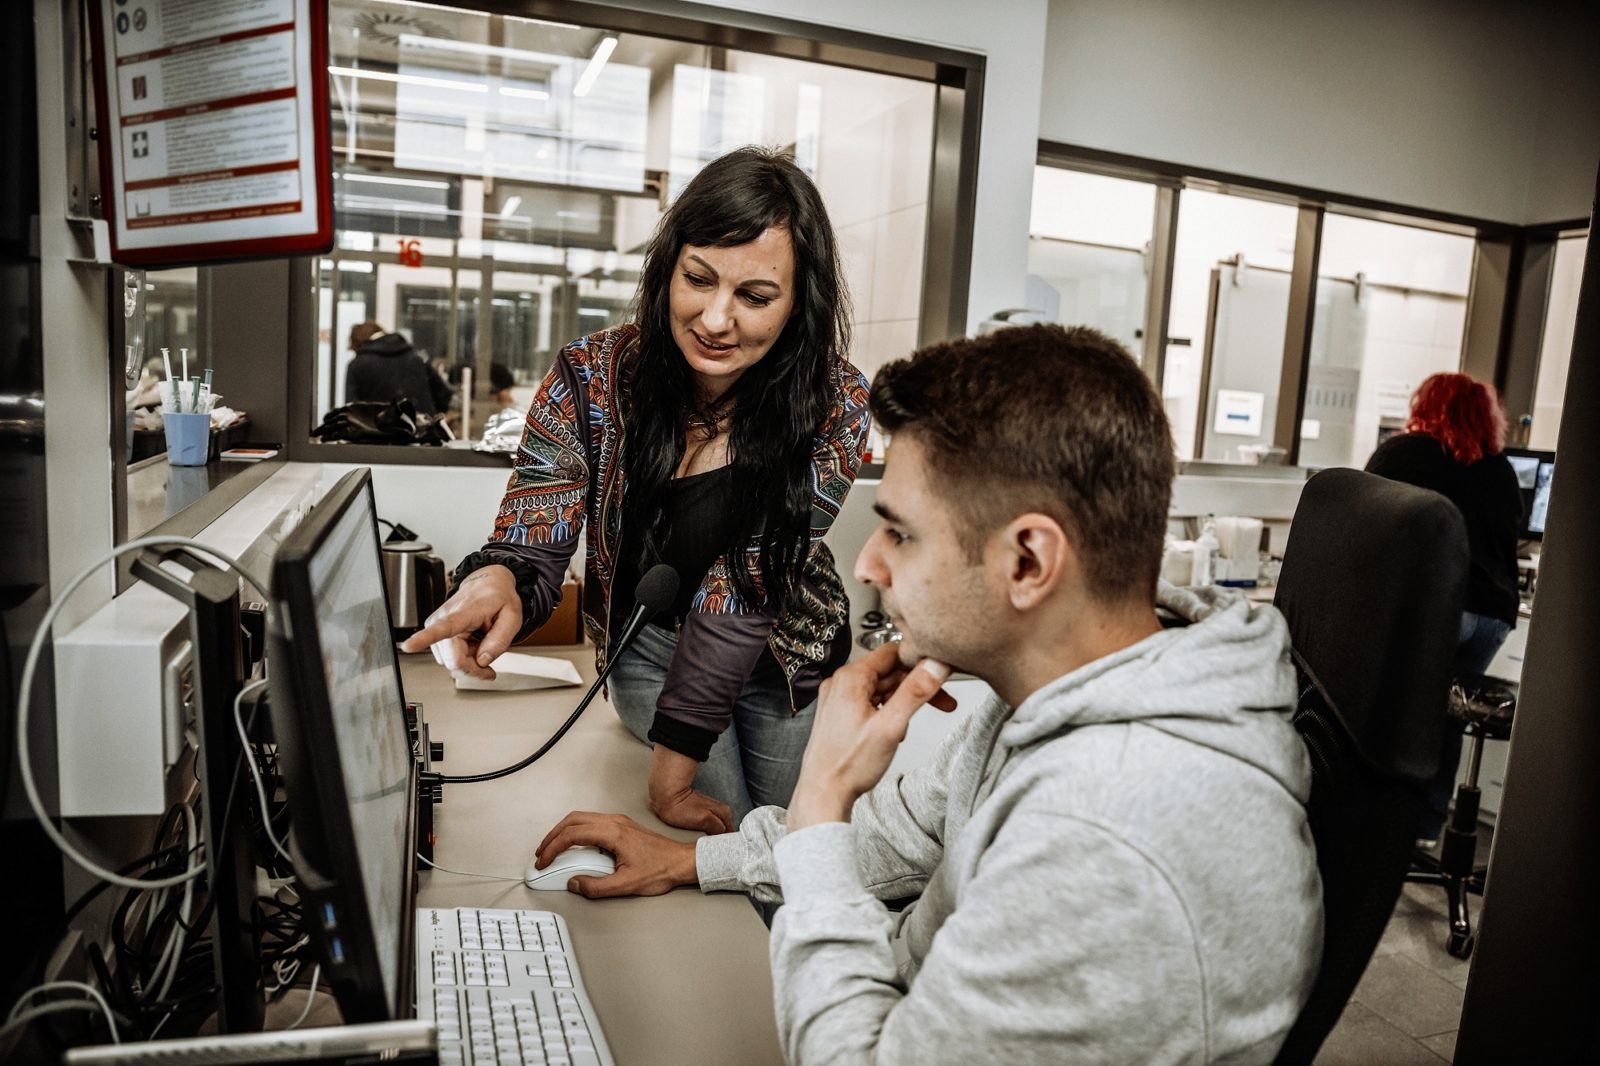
(1366, 372), (1522, 847)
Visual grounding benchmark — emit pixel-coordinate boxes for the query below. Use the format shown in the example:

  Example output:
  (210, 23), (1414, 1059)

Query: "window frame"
(276, 0), (985, 466)
(1033, 141), (1581, 469)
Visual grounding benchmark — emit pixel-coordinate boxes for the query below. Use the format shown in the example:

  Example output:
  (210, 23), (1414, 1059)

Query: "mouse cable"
(415, 852), (524, 882)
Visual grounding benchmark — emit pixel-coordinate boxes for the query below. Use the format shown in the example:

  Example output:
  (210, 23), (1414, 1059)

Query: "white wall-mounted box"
(53, 463), (324, 817)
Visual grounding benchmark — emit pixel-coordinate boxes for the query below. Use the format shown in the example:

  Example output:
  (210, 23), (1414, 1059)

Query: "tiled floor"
(1313, 832), (1493, 1065)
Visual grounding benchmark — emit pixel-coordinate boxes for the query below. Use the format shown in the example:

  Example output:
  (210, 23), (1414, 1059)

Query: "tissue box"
(519, 579), (585, 646)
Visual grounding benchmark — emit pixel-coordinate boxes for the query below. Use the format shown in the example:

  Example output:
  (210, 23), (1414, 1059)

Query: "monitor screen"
(1502, 447), (1555, 540)
(268, 469), (415, 1021)
(1529, 458), (1554, 535)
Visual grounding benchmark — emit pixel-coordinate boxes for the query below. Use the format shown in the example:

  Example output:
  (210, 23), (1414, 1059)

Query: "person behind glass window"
(487, 362), (517, 410)
(401, 147), (870, 834)
(1365, 372), (1522, 846)
(344, 321), (453, 417)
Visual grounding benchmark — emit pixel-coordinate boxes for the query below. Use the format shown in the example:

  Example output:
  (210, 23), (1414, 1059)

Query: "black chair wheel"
(1448, 931), (1475, 960)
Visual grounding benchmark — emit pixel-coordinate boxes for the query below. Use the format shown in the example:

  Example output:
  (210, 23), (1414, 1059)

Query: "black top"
(344, 333), (452, 416)
(611, 465), (803, 760)
(1365, 433), (1523, 625)
(612, 465), (739, 627)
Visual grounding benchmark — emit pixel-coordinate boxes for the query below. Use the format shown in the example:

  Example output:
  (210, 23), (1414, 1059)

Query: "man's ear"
(999, 513), (1074, 611)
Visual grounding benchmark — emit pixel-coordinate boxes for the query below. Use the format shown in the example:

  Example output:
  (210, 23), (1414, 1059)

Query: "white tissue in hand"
(454, 652), (583, 691)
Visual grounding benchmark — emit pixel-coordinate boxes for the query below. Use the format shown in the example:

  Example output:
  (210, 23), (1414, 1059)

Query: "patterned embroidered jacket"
(463, 324), (871, 759)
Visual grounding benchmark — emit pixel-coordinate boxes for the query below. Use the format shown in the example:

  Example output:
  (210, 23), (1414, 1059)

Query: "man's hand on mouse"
(786, 645), (955, 832)
(398, 564), (522, 680)
(535, 812), (698, 898)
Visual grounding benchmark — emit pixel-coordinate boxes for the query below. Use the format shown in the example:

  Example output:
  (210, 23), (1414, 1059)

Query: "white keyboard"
(416, 907), (616, 1066)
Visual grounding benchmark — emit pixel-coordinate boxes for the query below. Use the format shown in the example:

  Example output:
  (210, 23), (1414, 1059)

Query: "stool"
(1405, 673), (1517, 959)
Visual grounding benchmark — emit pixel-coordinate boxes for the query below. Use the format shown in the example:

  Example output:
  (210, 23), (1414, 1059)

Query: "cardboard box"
(518, 579), (585, 646)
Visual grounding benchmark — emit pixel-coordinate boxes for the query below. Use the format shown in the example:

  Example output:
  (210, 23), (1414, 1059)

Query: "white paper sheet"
(454, 652), (584, 692)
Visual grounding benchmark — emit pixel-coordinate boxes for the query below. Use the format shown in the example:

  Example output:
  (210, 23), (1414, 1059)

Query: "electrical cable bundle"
(2, 534), (321, 1055)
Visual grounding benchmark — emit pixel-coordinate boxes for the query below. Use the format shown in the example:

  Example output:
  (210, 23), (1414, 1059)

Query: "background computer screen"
(1529, 459), (1554, 535)
(269, 469), (414, 1020)
(1502, 448), (1555, 539)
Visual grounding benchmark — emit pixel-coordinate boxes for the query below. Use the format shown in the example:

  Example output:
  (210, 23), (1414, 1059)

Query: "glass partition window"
(1528, 232), (1589, 450)
(1026, 168), (1154, 352)
(1165, 190), (1299, 462)
(1300, 214), (1474, 469)
(320, 0), (938, 440)
(124, 267), (203, 462)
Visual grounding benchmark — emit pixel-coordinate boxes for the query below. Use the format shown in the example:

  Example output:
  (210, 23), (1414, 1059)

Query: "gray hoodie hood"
(1000, 581), (1305, 800)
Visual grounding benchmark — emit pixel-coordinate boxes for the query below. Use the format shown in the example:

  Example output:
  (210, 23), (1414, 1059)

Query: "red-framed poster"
(87, 0), (333, 267)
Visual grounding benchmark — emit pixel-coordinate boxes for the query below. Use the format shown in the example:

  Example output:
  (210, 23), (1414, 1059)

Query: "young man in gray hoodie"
(535, 324), (1323, 1065)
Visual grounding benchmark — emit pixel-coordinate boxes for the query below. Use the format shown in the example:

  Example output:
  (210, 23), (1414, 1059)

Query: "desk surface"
(401, 647), (784, 1066)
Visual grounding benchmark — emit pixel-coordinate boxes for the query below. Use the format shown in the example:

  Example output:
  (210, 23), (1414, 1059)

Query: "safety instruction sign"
(89, 0), (332, 265)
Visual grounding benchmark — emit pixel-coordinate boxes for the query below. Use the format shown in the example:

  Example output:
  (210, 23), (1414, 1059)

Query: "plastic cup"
(162, 411), (211, 466)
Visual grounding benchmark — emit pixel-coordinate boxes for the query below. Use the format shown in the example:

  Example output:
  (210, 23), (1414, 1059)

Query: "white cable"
(147, 1008), (175, 1041)
(416, 852), (526, 882)
(149, 804), (200, 1004)
(4, 981), (120, 1044)
(16, 534), (273, 890)
(235, 677), (294, 865)
(284, 965), (321, 1031)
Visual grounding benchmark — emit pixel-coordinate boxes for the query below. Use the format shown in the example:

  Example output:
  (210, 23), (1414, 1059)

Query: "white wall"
(1040, 0), (1600, 226)
(322, 462), (514, 569)
(1522, 2), (1600, 223)
(1529, 235), (1589, 449)
(684, 0), (1051, 334)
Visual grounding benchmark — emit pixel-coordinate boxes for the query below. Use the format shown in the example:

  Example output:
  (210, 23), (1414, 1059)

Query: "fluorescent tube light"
(329, 66), (488, 94)
(572, 37), (617, 98)
(500, 196), (522, 217)
(337, 173), (452, 190)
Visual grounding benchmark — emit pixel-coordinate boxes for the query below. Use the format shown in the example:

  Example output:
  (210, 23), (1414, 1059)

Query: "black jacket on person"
(1365, 432), (1523, 625)
(344, 333), (452, 416)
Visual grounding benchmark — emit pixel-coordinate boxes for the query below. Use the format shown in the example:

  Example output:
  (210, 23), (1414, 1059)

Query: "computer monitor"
(1502, 447), (1555, 540)
(266, 468), (417, 1022)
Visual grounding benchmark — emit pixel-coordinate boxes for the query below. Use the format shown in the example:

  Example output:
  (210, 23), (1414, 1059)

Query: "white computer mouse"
(524, 846), (616, 891)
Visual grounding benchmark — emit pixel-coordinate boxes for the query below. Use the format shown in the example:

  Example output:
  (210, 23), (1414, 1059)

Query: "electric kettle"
(381, 540), (446, 640)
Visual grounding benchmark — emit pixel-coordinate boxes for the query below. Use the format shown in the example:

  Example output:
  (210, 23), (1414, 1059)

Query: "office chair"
(1404, 673), (1517, 959)
(1269, 468), (1468, 1066)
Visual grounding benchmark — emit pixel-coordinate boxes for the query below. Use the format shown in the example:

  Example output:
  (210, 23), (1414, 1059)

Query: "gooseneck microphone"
(431, 564), (679, 785)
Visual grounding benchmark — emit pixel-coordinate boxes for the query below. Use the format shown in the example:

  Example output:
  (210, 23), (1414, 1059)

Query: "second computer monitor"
(1503, 447), (1555, 540)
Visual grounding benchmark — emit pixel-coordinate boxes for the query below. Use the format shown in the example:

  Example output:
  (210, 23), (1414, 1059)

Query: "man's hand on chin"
(535, 812), (700, 898)
(786, 645), (955, 832)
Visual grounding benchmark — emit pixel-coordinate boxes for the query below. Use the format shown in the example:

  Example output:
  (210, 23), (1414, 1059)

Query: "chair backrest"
(1270, 468), (1468, 1066)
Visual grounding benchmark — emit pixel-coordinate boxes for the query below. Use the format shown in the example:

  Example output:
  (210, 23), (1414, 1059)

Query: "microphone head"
(635, 564), (679, 614)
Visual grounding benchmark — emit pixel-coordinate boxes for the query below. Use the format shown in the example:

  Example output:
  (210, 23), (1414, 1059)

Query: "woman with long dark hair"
(403, 147), (870, 833)
(1365, 372), (1522, 846)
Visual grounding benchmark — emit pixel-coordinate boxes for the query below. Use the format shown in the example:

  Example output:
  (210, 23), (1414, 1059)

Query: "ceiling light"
(500, 196), (522, 217)
(499, 86), (550, 100)
(572, 37), (617, 98)
(329, 65), (488, 94)
(337, 173), (452, 190)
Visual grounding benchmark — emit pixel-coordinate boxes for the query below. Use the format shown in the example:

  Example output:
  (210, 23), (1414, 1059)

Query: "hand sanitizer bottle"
(1191, 517), (1219, 587)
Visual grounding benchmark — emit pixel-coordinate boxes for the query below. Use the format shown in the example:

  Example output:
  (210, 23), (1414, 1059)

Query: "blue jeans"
(607, 623), (816, 826)
(1420, 611), (1514, 840)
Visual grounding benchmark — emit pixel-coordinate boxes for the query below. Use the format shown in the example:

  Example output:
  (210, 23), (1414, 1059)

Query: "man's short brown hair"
(869, 324), (1175, 604)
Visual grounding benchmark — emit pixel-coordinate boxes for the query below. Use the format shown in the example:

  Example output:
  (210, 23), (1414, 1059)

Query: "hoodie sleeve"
(768, 810), (1205, 1066)
(695, 706), (971, 905)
